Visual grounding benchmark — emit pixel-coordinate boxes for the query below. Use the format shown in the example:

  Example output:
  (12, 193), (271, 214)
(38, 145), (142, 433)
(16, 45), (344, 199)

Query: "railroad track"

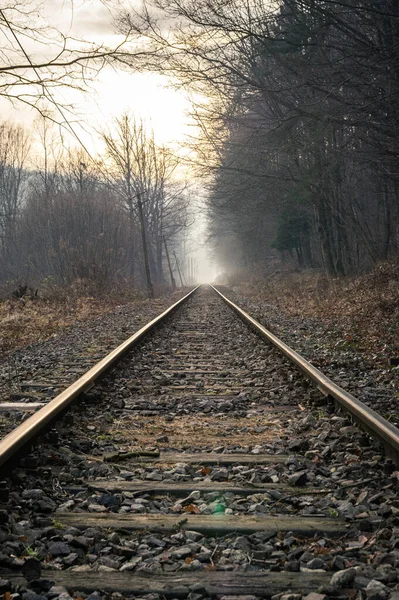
(0, 285), (398, 599)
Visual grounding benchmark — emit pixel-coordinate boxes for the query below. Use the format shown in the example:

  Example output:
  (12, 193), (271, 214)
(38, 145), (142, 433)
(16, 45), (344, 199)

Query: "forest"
(126, 0), (399, 277)
(1, 0), (399, 290)
(0, 116), (192, 295)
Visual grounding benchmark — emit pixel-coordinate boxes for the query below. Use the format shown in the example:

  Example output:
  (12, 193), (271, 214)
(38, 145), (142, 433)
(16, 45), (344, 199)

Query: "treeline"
(130, 0), (399, 276)
(0, 116), (191, 295)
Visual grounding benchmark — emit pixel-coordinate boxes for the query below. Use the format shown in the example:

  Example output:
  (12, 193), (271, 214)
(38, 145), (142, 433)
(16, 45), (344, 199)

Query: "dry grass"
(0, 276), (152, 355)
(109, 413), (284, 451)
(0, 296), (122, 354)
(237, 261), (399, 360)
(0, 279), (187, 355)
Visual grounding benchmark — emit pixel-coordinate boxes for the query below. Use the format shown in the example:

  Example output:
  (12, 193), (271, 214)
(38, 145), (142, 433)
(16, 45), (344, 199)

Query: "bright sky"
(0, 0), (216, 280)
(0, 0), (196, 153)
(30, 68), (196, 156)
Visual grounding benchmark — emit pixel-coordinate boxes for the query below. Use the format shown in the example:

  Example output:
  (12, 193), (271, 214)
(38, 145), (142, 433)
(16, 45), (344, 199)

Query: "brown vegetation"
(236, 262), (399, 362)
(0, 281), (146, 354)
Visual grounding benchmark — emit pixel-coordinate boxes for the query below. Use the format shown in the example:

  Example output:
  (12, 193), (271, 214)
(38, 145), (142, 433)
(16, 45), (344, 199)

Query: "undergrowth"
(0, 278), (150, 355)
(235, 261), (399, 360)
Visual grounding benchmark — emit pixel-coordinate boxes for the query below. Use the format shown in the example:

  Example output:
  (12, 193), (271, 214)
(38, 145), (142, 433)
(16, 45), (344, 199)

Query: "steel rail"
(212, 285), (399, 464)
(0, 286), (200, 470)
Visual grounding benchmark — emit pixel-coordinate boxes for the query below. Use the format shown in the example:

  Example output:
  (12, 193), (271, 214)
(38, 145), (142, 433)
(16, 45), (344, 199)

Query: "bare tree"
(125, 0), (399, 276)
(102, 113), (189, 294)
(0, 120), (30, 278)
(0, 0), (149, 120)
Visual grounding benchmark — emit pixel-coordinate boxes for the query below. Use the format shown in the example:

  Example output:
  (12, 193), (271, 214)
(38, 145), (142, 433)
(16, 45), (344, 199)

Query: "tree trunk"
(137, 196), (154, 298)
(163, 236), (176, 290)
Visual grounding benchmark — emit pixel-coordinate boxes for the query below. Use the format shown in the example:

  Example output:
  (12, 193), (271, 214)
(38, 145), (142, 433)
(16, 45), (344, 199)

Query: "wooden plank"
(128, 403), (294, 413)
(19, 382), (53, 389)
(0, 402), (45, 411)
(159, 370), (250, 375)
(179, 331), (207, 336)
(84, 479), (319, 495)
(125, 395), (244, 404)
(165, 378), (250, 383)
(153, 361), (232, 367)
(129, 453), (288, 465)
(162, 386), (255, 391)
(4, 570), (331, 597)
(10, 391), (47, 400)
(56, 513), (346, 535)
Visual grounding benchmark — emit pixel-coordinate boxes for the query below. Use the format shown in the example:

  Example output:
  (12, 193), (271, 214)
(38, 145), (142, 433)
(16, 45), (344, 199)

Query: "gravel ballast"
(1, 286), (399, 600)
(224, 286), (398, 424)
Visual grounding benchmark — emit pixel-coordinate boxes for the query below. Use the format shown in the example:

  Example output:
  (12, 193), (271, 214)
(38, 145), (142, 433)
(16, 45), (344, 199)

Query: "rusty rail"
(212, 285), (399, 464)
(2, 283), (398, 470)
(0, 286), (199, 469)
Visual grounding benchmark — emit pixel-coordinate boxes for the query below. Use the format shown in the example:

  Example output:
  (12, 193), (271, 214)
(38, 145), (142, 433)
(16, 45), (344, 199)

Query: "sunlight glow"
(1, 0), (197, 154)
(85, 70), (194, 148)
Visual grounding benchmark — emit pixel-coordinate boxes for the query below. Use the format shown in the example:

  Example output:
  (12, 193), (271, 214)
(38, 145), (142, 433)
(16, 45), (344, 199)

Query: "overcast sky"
(1, 0), (217, 280)
(1, 0), (195, 152)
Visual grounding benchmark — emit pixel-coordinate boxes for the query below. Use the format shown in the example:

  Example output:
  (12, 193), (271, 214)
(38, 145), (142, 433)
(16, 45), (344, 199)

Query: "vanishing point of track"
(0, 285), (399, 599)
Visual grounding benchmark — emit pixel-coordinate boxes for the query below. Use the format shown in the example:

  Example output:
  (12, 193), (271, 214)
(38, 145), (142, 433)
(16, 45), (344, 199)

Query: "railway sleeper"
(0, 286), (398, 599)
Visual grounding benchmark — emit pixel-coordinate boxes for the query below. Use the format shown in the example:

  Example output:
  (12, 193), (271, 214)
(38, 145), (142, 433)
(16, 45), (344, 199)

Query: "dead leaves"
(201, 466), (212, 476)
(183, 503), (200, 514)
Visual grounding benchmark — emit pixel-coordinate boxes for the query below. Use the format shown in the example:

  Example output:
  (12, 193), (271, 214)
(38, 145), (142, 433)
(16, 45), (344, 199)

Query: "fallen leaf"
(185, 556), (193, 564)
(201, 467), (212, 476)
(183, 504), (200, 514)
(315, 546), (330, 556)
